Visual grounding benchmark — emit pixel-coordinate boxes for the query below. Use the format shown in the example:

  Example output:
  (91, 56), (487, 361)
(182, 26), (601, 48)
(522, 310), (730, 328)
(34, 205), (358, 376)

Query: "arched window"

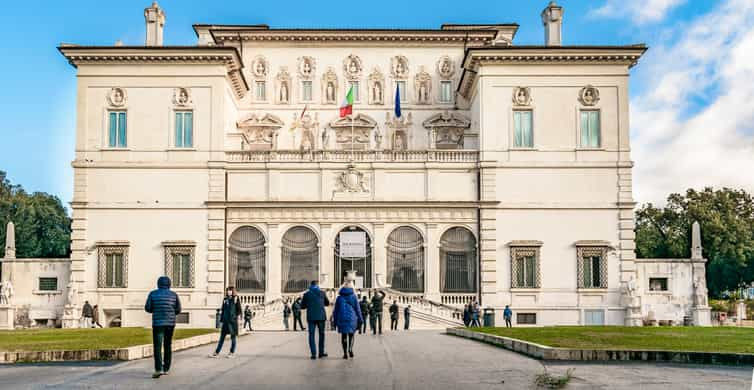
(282, 226), (319, 293)
(334, 226), (372, 288)
(387, 226), (424, 293)
(228, 226), (266, 293)
(439, 227), (477, 293)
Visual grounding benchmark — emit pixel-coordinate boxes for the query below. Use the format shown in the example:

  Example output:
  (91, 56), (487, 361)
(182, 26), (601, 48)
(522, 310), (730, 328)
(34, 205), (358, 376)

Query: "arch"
(439, 227), (477, 293)
(281, 226), (319, 293)
(334, 225), (373, 288)
(228, 226), (266, 293)
(387, 226), (425, 293)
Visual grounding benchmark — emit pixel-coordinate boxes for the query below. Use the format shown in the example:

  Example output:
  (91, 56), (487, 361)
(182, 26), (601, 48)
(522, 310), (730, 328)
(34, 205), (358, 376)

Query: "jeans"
(390, 318), (398, 330)
(505, 318), (512, 328)
(404, 316), (410, 330)
(307, 320), (326, 357)
(244, 319), (252, 331)
(294, 315), (305, 331)
(373, 312), (383, 334)
(215, 323), (237, 354)
(359, 317), (367, 334)
(152, 325), (175, 373)
(284, 316), (290, 330)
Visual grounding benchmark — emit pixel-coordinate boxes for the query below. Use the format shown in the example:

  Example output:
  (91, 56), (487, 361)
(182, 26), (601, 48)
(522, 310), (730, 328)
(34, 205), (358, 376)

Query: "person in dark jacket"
(370, 290), (386, 334)
(210, 286), (242, 358)
(243, 305), (254, 332)
(463, 303), (471, 327)
(332, 283), (363, 359)
(144, 276), (182, 378)
(389, 301), (399, 331)
(283, 301), (292, 331)
(503, 305), (513, 328)
(404, 305), (411, 330)
(92, 304), (103, 328)
(300, 280), (330, 359)
(471, 302), (481, 327)
(292, 298), (305, 331)
(358, 296), (370, 334)
(81, 301), (94, 328)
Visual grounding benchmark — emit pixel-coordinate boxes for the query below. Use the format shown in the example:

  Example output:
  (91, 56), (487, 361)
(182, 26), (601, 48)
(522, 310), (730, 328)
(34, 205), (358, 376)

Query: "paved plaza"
(0, 330), (749, 389)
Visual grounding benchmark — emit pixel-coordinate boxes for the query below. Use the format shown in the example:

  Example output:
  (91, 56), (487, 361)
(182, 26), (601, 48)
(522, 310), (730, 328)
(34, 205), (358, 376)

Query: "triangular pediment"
(329, 113), (377, 130)
(422, 111), (471, 129)
(237, 113), (285, 130)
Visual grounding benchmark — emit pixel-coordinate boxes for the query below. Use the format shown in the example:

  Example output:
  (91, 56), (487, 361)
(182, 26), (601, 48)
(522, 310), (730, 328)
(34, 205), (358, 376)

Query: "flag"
(339, 85), (354, 117)
(394, 83), (402, 118)
(300, 104), (308, 120)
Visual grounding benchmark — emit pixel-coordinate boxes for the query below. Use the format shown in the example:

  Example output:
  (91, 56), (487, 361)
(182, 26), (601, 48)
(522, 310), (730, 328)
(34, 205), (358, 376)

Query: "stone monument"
(62, 281), (80, 328)
(623, 275), (642, 326)
(690, 221), (711, 326)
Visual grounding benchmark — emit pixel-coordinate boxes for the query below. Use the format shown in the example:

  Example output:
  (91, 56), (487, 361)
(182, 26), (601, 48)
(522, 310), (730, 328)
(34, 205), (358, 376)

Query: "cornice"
(209, 29), (498, 47)
(57, 46), (248, 99)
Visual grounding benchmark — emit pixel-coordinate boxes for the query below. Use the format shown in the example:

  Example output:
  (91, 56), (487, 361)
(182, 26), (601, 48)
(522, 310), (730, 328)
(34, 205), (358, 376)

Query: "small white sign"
(340, 232), (366, 258)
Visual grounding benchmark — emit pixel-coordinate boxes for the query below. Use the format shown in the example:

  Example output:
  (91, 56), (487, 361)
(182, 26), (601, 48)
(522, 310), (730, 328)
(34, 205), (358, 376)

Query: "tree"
(636, 187), (754, 298)
(0, 170), (71, 258)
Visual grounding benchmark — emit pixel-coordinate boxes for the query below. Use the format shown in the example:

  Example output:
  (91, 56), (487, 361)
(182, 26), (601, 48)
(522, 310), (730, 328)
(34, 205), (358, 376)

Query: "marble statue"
(693, 276), (708, 307)
(280, 82), (289, 103)
(326, 82), (335, 102)
(0, 281), (13, 305)
(66, 281), (78, 306)
(372, 82), (382, 103)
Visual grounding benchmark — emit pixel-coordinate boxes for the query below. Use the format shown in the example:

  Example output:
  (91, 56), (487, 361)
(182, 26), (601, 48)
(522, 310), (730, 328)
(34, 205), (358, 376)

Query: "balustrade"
(226, 149), (478, 163)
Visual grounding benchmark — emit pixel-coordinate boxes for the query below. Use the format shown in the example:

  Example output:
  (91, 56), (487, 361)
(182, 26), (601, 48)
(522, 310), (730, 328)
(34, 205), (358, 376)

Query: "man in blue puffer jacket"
(145, 276), (182, 379)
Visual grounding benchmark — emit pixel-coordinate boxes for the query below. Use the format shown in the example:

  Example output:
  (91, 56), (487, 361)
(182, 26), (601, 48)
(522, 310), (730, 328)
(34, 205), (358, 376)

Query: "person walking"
(92, 304), (103, 328)
(358, 296), (370, 334)
(144, 276), (181, 379)
(370, 290), (386, 334)
(300, 280), (330, 359)
(243, 305), (254, 332)
(209, 286), (242, 358)
(292, 298), (306, 331)
(471, 302), (481, 327)
(283, 300), (292, 331)
(463, 303), (471, 327)
(81, 301), (94, 328)
(332, 282), (363, 359)
(503, 305), (513, 328)
(389, 300), (399, 331)
(403, 305), (411, 330)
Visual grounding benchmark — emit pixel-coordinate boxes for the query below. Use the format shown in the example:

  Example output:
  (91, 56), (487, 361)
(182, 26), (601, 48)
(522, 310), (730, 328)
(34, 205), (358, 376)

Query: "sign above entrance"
(340, 231), (366, 258)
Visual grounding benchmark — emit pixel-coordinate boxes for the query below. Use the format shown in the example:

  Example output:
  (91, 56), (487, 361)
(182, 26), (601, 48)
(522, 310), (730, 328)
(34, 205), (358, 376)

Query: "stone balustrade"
(226, 149), (479, 163)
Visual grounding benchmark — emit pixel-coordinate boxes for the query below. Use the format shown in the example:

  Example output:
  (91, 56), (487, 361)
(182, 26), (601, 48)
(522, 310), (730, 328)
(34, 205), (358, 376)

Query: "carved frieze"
(237, 113), (284, 150)
(321, 67), (338, 104)
(578, 85), (600, 106)
(329, 113), (377, 150)
(107, 87), (127, 107)
(368, 68), (385, 105)
(423, 111), (471, 149)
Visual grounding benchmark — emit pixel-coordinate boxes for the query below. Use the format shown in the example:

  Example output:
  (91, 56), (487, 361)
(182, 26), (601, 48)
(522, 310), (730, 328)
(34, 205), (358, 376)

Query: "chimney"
(541, 1), (563, 46)
(144, 2), (165, 46)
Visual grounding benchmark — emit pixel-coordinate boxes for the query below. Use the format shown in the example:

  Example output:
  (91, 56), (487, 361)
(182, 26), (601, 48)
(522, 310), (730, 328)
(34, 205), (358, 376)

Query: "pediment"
(237, 113), (285, 130)
(329, 113), (377, 130)
(422, 111), (471, 130)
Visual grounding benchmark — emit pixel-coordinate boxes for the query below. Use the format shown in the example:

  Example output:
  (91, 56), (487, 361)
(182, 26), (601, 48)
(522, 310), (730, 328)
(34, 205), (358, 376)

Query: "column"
(479, 164), (500, 308)
(320, 224), (334, 289)
(373, 223), (387, 288)
(266, 223), (281, 301)
(425, 223), (441, 302)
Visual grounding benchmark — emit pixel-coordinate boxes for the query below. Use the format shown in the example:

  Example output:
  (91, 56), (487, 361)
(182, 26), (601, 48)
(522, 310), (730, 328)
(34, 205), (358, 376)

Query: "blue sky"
(2, 0), (749, 210)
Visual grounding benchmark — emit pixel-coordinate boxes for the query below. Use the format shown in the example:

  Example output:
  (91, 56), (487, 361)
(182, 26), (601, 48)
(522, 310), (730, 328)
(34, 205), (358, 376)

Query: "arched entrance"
(439, 227), (477, 293)
(281, 226), (319, 293)
(334, 226), (372, 288)
(387, 226), (425, 293)
(228, 226), (266, 293)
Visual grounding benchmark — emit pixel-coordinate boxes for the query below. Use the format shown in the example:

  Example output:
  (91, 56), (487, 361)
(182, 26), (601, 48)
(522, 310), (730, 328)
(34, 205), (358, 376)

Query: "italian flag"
(339, 85), (354, 118)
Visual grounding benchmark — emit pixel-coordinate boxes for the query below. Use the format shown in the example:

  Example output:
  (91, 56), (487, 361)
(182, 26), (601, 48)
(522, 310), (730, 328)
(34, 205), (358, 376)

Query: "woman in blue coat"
(331, 282), (363, 359)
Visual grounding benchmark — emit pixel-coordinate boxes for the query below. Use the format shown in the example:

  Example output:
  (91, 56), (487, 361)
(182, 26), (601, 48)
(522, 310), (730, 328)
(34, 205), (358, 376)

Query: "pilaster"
(425, 223), (441, 301)
(266, 223), (282, 300)
(373, 223), (387, 287)
(320, 223), (334, 289)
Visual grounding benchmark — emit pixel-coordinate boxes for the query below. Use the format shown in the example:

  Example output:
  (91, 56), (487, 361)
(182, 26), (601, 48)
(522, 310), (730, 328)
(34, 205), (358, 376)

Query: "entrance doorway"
(334, 226), (372, 288)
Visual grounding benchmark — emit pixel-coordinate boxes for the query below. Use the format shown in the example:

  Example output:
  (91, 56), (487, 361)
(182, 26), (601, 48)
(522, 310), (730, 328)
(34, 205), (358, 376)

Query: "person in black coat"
(389, 301), (399, 331)
(370, 290), (386, 334)
(463, 303), (471, 327)
(243, 305), (254, 332)
(358, 296), (370, 334)
(300, 280), (330, 359)
(292, 298), (305, 331)
(404, 305), (411, 330)
(210, 286), (242, 358)
(145, 276), (182, 378)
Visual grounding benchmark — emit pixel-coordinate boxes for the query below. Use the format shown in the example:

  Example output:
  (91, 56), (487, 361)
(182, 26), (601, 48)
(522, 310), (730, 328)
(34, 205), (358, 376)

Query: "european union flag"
(394, 83), (402, 118)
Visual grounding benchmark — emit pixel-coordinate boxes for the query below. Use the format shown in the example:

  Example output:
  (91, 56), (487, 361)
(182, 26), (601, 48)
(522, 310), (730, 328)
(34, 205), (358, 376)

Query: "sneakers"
(226, 353), (235, 359)
(208, 352), (219, 358)
(152, 372), (162, 379)
(161, 370), (169, 376)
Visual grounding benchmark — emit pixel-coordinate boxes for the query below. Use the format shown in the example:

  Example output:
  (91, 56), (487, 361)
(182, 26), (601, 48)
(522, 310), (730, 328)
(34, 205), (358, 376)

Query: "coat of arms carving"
(337, 164), (369, 193)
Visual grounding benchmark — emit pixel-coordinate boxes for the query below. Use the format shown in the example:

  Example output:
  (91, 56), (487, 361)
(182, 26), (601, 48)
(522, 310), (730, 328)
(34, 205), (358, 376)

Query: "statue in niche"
(322, 128), (330, 149)
(372, 82), (382, 103)
(326, 82), (335, 102)
(414, 66), (431, 104)
(394, 133), (405, 150)
(374, 126), (383, 149)
(279, 81), (289, 103)
(391, 56), (409, 79)
(418, 83), (429, 103)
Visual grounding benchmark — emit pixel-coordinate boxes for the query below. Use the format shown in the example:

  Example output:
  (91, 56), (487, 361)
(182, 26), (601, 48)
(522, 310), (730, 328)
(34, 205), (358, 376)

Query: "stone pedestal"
(62, 304), (79, 329)
(694, 307), (711, 326)
(0, 305), (14, 330)
(624, 296), (642, 326)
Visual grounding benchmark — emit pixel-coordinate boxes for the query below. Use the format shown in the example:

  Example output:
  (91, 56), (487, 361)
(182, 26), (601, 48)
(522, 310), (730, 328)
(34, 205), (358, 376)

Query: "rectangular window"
(517, 313), (537, 325)
(98, 245), (128, 288)
(580, 110), (601, 148)
(510, 246), (540, 288)
(176, 312), (190, 324)
(649, 277), (668, 291)
(174, 111), (193, 148)
(302, 81), (313, 101)
(165, 245), (195, 288)
(513, 110), (534, 148)
(350, 81), (360, 102)
(584, 310), (605, 325)
(439, 80), (453, 103)
(396, 81), (407, 103)
(255, 81), (266, 100)
(38, 277), (58, 291)
(577, 246), (607, 289)
(108, 111), (127, 148)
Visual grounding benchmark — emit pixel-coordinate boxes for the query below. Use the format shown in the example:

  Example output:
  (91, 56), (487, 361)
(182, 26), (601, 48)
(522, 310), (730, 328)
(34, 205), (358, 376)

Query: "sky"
(0, 0), (750, 210)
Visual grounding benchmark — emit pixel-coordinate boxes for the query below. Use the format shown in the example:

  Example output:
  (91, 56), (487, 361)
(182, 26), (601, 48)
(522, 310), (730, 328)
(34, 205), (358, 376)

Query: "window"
(174, 111), (193, 148)
(255, 81), (266, 100)
(517, 313), (537, 325)
(98, 245), (128, 288)
(38, 277), (58, 291)
(176, 312), (190, 324)
(510, 245), (540, 288)
(302, 81), (313, 102)
(584, 310), (605, 325)
(395, 81), (407, 103)
(440, 227), (477, 293)
(439, 80), (453, 103)
(108, 111), (127, 148)
(513, 110), (533, 148)
(387, 226), (425, 293)
(577, 246), (607, 289)
(164, 244), (195, 288)
(349, 81), (360, 102)
(580, 110), (601, 148)
(649, 277), (668, 292)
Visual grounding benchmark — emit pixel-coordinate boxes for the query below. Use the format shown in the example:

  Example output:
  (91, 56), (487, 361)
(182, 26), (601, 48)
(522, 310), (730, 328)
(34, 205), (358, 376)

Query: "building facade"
(41, 1), (711, 329)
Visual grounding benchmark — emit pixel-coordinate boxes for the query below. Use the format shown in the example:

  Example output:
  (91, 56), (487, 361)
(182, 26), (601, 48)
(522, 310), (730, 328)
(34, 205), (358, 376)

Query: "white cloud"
(631, 0), (754, 204)
(592, 0), (685, 24)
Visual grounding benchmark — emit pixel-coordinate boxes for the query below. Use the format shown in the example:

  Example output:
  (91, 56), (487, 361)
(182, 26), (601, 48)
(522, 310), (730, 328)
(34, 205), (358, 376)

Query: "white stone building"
(2, 1), (705, 329)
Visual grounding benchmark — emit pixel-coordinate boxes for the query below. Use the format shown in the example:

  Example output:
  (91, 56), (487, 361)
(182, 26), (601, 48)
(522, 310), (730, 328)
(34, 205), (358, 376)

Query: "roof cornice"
(57, 46), (248, 99)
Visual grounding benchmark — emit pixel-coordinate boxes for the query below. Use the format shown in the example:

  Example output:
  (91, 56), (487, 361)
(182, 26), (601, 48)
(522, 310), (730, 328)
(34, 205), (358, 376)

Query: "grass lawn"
(473, 326), (754, 354)
(0, 328), (217, 352)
